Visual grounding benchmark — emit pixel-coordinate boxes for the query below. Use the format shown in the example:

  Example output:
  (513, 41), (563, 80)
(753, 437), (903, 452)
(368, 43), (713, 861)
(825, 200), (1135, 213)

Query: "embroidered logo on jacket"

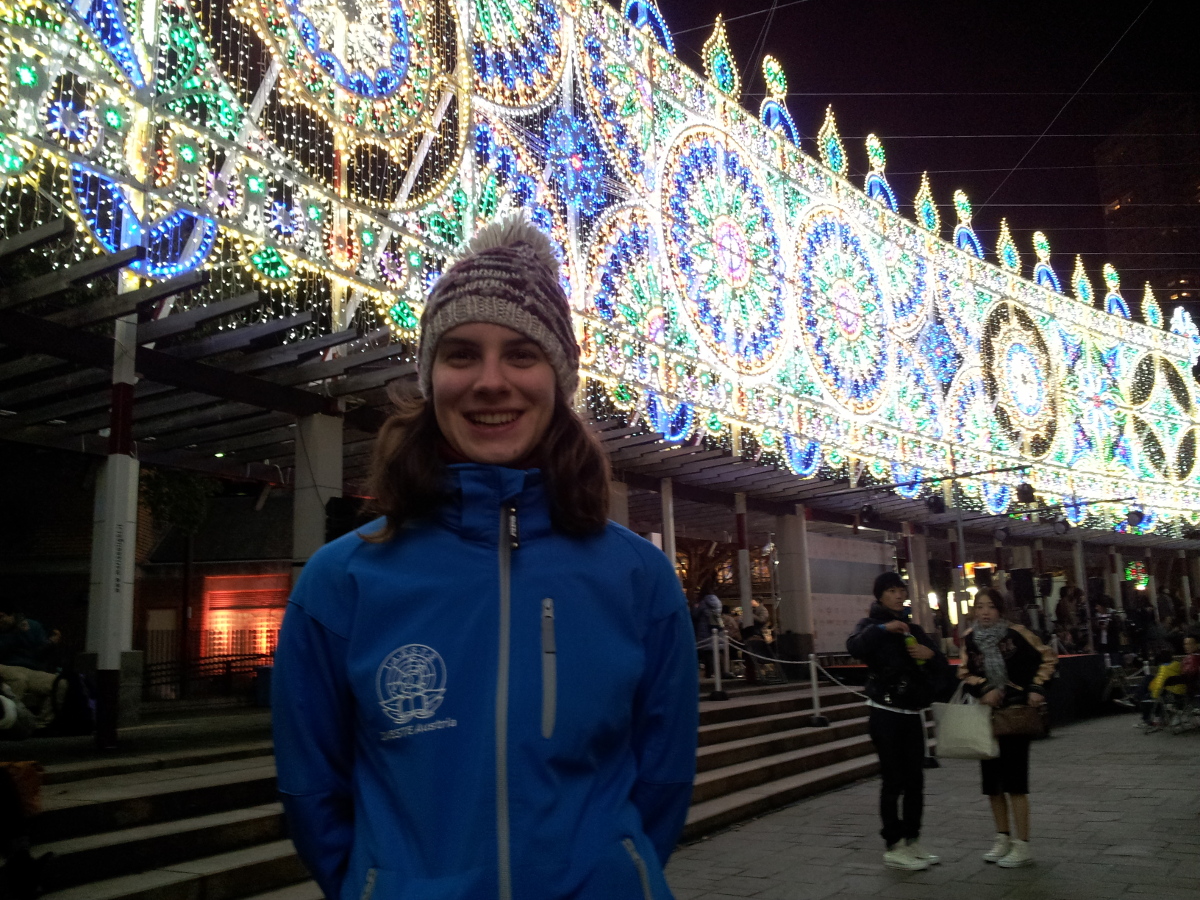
(376, 644), (448, 726)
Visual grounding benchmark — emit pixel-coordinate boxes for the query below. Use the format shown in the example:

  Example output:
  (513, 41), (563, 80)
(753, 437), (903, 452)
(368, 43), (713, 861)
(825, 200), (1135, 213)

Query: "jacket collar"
(868, 600), (910, 624)
(435, 464), (553, 545)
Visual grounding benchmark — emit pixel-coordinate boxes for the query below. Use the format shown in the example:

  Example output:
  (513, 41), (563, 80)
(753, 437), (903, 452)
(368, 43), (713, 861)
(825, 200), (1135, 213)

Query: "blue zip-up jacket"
(273, 465), (698, 900)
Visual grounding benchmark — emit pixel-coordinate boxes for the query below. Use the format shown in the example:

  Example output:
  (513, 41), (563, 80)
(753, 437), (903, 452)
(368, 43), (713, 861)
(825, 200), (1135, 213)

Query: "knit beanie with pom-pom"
(417, 215), (579, 400)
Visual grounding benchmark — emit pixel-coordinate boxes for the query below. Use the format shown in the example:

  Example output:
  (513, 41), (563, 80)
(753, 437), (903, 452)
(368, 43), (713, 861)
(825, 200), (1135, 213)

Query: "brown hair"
(976, 588), (1008, 616)
(363, 393), (611, 542)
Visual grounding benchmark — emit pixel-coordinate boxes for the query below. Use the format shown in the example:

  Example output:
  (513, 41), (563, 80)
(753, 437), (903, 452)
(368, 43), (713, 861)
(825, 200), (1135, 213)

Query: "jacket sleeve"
(272, 556), (356, 900)
(1010, 624), (1057, 694)
(629, 551), (699, 867)
(846, 617), (885, 660)
(957, 632), (989, 697)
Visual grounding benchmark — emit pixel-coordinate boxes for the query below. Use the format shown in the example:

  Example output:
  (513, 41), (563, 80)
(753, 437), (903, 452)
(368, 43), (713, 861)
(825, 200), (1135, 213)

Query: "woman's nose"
(471, 354), (509, 392)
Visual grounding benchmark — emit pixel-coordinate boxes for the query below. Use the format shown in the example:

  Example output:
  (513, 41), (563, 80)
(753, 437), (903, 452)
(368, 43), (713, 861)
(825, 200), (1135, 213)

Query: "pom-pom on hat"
(418, 215), (579, 400)
(873, 571), (908, 600)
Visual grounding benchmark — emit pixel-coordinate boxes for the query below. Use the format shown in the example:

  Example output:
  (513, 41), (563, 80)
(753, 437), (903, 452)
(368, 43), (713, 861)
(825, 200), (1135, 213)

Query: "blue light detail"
(892, 463), (924, 499)
(544, 110), (605, 216)
(287, 0), (410, 98)
(593, 218), (650, 322)
(475, 0), (560, 96)
(70, 164), (216, 278)
(954, 224), (983, 258)
(1034, 262), (1061, 293)
(918, 319), (960, 387)
(865, 173), (897, 212)
(73, 0), (145, 88)
(1106, 291), (1131, 319)
(647, 391), (695, 441)
(761, 100), (799, 145)
(623, 0), (674, 53)
(784, 434), (821, 478)
(981, 482), (1011, 515)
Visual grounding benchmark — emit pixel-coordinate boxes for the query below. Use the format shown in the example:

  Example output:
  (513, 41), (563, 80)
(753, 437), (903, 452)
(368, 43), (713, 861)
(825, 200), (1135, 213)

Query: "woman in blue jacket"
(272, 216), (699, 900)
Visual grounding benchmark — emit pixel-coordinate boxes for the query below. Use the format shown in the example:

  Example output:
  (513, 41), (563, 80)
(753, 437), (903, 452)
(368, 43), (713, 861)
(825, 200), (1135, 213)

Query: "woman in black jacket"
(846, 572), (949, 871)
(960, 588), (1057, 869)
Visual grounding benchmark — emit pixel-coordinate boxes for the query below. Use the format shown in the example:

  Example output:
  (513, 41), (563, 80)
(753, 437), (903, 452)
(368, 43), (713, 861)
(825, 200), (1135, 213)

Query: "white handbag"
(931, 683), (999, 759)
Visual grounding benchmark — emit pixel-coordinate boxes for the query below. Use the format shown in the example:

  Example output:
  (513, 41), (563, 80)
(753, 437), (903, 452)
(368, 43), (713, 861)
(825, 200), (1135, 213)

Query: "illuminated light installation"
(864, 134), (897, 213)
(1032, 231), (1061, 292)
(817, 106), (847, 178)
(1141, 283), (1163, 329)
(759, 55), (799, 146)
(1125, 560), (1149, 589)
(995, 218), (1020, 275)
(3, 0), (1200, 536)
(1103, 263), (1130, 319)
(953, 190), (982, 257)
(914, 172), (940, 235)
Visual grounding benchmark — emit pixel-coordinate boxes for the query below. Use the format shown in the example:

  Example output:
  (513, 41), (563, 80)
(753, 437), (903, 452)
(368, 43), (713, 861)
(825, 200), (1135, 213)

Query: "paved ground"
(666, 713), (1200, 900)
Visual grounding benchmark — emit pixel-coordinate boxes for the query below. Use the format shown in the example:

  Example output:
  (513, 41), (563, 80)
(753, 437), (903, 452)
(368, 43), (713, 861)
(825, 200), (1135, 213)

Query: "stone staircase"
(35, 682), (904, 899)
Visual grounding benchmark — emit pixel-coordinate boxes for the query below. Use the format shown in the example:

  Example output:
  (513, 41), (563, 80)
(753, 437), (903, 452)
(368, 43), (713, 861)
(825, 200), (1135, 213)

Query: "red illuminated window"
(202, 574), (289, 657)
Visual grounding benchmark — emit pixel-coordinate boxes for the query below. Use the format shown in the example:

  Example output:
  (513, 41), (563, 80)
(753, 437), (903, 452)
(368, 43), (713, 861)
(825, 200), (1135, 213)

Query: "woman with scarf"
(960, 589), (1057, 869)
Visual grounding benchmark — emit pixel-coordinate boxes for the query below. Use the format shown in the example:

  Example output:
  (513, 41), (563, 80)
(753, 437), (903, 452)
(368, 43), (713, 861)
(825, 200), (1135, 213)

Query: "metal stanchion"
(809, 653), (829, 726)
(922, 708), (940, 768)
(709, 628), (728, 701)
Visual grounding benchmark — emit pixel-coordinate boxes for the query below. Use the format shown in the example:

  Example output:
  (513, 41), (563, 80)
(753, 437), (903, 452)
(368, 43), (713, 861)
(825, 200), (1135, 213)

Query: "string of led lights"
(1, 0), (1198, 538)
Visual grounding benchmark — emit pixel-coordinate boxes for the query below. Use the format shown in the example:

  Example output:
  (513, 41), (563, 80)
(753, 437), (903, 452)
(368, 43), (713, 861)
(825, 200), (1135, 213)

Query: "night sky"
(655, 0), (1196, 309)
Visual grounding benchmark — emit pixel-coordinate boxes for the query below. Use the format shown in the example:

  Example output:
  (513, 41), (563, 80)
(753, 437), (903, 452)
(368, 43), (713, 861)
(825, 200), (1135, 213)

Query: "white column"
(292, 413), (343, 565)
(1179, 550), (1193, 624)
(909, 531), (933, 633)
(1109, 546), (1124, 610)
(86, 314), (141, 745)
(608, 481), (629, 528)
(775, 505), (813, 651)
(736, 493), (754, 630)
(660, 477), (676, 570)
(1144, 549), (1159, 622)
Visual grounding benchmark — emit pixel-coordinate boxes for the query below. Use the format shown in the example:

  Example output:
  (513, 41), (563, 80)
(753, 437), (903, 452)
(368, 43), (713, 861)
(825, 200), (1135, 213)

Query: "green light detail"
(246, 175), (266, 194)
(103, 108), (123, 129)
(0, 137), (26, 174)
(389, 302), (419, 329)
(361, 230), (375, 247)
(177, 144), (196, 164)
(16, 65), (37, 87)
(251, 247), (292, 280)
(307, 205), (322, 221)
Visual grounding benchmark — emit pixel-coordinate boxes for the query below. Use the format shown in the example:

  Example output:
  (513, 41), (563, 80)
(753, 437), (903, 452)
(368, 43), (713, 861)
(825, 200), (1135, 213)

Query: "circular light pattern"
(795, 208), (890, 415)
(41, 76), (101, 155)
(662, 128), (787, 375)
(982, 302), (1056, 457)
(587, 205), (658, 330)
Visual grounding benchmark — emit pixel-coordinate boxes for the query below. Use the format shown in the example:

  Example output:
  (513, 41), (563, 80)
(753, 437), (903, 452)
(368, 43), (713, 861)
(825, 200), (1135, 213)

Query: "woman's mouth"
(466, 411), (521, 426)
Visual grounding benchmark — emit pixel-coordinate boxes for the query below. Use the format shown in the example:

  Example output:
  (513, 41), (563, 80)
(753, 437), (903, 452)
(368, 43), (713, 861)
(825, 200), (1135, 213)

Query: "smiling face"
(431, 322), (557, 467)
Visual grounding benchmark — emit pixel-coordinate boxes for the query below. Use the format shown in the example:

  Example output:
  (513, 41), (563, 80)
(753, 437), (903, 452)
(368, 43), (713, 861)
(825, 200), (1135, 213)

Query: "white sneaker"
(905, 839), (940, 865)
(983, 833), (1011, 863)
(883, 845), (929, 871)
(996, 839), (1033, 868)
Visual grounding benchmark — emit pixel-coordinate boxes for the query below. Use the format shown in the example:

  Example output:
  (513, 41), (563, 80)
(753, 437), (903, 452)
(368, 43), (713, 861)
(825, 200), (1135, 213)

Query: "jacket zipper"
(496, 505), (517, 900)
(622, 838), (654, 900)
(541, 598), (556, 739)
(359, 868), (377, 900)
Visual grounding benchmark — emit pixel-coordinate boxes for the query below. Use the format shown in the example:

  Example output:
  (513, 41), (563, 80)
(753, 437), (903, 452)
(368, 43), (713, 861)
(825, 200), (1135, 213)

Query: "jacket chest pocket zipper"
(359, 868), (377, 900)
(541, 598), (556, 739)
(621, 838), (654, 900)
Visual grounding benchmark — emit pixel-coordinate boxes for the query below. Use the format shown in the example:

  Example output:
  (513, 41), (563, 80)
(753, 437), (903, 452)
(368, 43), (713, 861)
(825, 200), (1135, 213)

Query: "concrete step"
(35, 803), (286, 890)
(33, 757), (278, 843)
(691, 732), (875, 805)
(40, 838), (309, 900)
(682, 755), (881, 841)
(697, 700), (866, 747)
(698, 685), (861, 727)
(43, 740), (275, 785)
(696, 716), (870, 773)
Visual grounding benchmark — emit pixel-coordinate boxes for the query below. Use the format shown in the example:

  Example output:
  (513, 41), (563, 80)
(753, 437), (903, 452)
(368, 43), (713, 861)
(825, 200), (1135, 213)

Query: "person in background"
(960, 588), (1057, 869)
(1180, 635), (1199, 692)
(847, 572), (949, 872)
(272, 216), (697, 900)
